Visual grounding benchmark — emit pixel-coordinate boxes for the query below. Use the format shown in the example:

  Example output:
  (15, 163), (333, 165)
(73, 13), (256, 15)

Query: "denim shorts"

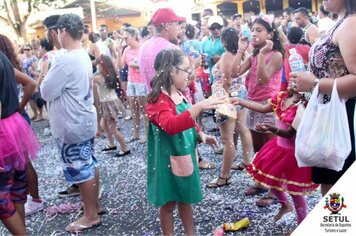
(126, 82), (147, 97)
(56, 138), (97, 184)
(230, 84), (248, 112)
(0, 166), (27, 219)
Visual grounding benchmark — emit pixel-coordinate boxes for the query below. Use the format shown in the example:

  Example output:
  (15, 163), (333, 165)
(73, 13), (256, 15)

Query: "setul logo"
(324, 193), (347, 215)
(321, 193), (351, 233)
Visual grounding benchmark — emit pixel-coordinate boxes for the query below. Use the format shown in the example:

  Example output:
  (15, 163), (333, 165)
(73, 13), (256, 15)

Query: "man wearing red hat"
(138, 8), (184, 92)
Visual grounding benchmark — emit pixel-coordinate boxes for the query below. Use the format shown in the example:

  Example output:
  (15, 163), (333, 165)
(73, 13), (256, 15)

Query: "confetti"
(0, 114), (321, 235)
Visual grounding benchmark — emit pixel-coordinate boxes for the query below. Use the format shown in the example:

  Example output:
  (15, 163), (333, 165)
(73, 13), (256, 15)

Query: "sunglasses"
(209, 25), (223, 31)
(23, 49), (31, 51)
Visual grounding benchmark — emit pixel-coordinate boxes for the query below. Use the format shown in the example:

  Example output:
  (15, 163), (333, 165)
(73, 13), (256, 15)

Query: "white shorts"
(126, 82), (147, 97)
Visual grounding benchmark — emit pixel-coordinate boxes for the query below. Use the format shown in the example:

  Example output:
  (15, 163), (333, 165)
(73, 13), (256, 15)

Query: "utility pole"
(90, 0), (97, 32)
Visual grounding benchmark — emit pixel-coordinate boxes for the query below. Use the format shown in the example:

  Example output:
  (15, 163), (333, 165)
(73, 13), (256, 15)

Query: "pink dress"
(245, 92), (319, 195)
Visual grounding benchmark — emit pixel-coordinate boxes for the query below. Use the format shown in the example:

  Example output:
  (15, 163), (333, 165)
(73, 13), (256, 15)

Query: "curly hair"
(221, 27), (239, 54)
(0, 34), (21, 70)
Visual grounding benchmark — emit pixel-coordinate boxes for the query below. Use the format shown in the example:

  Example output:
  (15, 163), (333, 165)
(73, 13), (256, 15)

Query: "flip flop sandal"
(206, 176), (232, 188)
(65, 221), (102, 233)
(199, 162), (216, 170)
(101, 146), (117, 152)
(79, 206), (108, 216)
(244, 186), (269, 196)
(115, 150), (131, 157)
(128, 137), (139, 143)
(256, 195), (279, 207)
(231, 162), (248, 171)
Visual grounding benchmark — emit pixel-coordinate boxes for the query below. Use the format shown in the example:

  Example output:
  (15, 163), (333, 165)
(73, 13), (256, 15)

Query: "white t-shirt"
(318, 17), (336, 34)
(96, 38), (114, 58)
(41, 48), (97, 144)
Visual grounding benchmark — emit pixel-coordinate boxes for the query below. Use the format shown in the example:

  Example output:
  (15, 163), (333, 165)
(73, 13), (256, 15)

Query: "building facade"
(193, 0), (323, 19)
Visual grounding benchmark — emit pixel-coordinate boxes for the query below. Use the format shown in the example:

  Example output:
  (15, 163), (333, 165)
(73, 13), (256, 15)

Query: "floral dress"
(308, 17), (355, 184)
(22, 56), (38, 78)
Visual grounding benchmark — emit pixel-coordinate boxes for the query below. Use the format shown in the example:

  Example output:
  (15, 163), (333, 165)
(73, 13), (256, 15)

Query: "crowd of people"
(1, 0), (356, 234)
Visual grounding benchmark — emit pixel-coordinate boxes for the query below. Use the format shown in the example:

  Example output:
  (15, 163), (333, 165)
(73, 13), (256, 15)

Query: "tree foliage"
(0, 0), (66, 41)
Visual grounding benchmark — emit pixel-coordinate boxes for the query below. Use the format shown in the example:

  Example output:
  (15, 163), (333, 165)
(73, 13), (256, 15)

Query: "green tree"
(0, 0), (65, 41)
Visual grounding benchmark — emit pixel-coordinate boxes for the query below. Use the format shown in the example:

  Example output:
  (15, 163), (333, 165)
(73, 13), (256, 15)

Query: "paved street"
(0, 115), (321, 235)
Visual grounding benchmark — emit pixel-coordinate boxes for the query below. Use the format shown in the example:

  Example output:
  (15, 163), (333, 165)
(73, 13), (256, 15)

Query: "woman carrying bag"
(291, 0), (356, 196)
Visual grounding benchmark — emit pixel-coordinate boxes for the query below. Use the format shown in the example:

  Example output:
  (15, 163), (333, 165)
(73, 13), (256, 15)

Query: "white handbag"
(295, 80), (351, 171)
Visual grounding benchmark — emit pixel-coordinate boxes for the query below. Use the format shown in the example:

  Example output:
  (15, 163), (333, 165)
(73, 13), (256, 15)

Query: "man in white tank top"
(294, 7), (320, 45)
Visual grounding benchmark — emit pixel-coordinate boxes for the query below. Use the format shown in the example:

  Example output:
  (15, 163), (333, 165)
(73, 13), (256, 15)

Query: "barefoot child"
(146, 49), (225, 235)
(232, 82), (319, 225)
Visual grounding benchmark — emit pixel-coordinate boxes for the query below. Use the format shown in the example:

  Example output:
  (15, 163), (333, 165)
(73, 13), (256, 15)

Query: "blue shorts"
(126, 82), (147, 97)
(56, 138), (97, 184)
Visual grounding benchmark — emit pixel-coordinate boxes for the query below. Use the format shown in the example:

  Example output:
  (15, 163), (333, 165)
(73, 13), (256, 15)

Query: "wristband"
(311, 78), (319, 92)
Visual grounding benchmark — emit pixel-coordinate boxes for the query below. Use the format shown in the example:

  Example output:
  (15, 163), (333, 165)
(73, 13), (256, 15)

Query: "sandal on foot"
(199, 161), (215, 170)
(244, 186), (269, 196)
(256, 195), (279, 207)
(65, 221), (102, 233)
(101, 146), (117, 152)
(115, 150), (131, 157)
(206, 176), (232, 188)
(79, 206), (108, 216)
(231, 162), (248, 171)
(128, 137), (139, 143)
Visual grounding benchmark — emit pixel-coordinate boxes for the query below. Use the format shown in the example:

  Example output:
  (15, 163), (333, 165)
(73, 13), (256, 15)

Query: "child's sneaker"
(25, 196), (44, 216)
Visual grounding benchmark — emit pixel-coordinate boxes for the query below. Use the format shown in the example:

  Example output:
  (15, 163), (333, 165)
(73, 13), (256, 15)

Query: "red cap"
(151, 8), (185, 26)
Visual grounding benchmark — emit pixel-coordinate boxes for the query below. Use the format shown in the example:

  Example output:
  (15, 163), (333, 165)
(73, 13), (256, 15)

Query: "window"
(217, 1), (237, 19)
(243, 0), (261, 15)
(289, 0), (312, 11)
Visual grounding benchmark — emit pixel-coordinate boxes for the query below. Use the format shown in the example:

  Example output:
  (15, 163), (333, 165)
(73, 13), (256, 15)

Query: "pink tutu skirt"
(0, 112), (40, 170)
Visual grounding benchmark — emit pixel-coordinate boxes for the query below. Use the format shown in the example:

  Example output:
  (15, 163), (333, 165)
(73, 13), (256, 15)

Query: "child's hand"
(198, 132), (218, 148)
(238, 36), (249, 51)
(255, 123), (277, 133)
(260, 40), (274, 55)
(200, 96), (228, 110)
(230, 97), (242, 106)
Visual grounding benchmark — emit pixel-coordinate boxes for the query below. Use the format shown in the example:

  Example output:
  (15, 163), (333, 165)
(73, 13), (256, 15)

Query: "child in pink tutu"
(0, 51), (40, 235)
(232, 83), (319, 225)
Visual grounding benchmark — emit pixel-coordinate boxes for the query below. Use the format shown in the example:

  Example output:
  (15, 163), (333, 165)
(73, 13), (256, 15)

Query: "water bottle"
(289, 48), (305, 72)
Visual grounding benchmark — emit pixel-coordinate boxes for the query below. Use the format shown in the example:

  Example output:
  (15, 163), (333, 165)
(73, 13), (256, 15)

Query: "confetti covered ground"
(0, 114), (322, 235)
